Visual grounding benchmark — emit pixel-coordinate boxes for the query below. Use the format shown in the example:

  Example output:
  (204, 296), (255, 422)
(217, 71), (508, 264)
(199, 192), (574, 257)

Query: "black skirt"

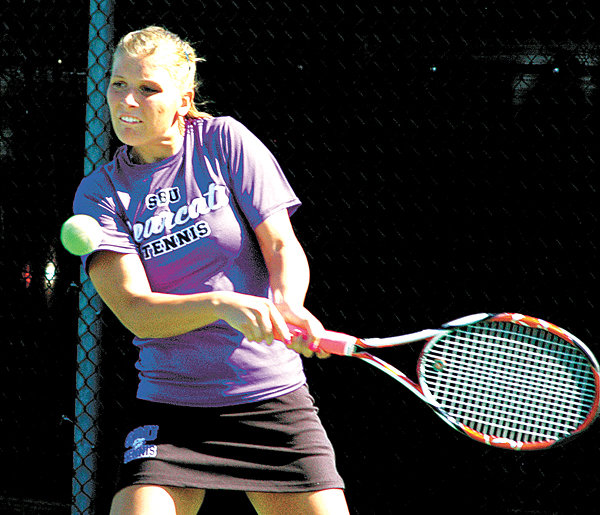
(115, 385), (345, 493)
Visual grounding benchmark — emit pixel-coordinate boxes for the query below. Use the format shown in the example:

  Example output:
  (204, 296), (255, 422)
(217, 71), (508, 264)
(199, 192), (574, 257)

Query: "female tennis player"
(73, 26), (349, 514)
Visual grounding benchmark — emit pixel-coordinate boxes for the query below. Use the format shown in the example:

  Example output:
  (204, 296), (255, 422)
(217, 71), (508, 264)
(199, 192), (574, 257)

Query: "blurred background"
(1, 1), (598, 513)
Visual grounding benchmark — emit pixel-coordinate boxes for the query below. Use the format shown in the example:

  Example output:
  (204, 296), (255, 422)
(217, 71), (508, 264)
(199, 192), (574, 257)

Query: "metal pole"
(72, 1), (114, 513)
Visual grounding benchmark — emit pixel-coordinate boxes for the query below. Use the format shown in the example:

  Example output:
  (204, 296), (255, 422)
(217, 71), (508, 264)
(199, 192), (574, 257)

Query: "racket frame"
(316, 312), (600, 450)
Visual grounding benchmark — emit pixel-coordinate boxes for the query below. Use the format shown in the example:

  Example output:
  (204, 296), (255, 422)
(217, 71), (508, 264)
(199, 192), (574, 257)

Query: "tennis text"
(132, 182), (228, 260)
(140, 221), (211, 260)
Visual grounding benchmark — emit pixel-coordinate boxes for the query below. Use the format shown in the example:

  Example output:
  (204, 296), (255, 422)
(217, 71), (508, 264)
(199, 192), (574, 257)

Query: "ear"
(178, 89), (194, 117)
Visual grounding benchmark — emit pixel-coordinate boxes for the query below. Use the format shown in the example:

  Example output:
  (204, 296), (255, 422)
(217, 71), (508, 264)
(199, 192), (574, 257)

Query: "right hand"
(213, 291), (292, 346)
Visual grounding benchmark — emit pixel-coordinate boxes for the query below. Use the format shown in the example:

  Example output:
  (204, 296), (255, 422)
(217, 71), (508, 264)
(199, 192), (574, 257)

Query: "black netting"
(1, 0), (88, 513)
(1, 1), (598, 513)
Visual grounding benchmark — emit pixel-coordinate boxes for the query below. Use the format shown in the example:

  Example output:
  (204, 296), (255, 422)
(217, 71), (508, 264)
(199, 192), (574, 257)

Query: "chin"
(114, 129), (144, 147)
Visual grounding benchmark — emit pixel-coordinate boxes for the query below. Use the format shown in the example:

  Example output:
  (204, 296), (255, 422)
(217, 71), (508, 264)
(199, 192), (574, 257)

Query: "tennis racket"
(293, 312), (600, 450)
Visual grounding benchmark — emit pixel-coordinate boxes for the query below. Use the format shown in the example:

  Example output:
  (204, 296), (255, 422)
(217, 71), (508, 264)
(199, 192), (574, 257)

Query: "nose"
(123, 91), (139, 108)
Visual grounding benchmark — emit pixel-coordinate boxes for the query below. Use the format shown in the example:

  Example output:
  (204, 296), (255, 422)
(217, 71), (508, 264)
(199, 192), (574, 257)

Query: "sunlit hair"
(114, 26), (212, 120)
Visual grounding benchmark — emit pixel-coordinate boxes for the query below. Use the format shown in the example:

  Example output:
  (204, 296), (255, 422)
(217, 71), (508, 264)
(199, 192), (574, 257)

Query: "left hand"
(274, 302), (330, 359)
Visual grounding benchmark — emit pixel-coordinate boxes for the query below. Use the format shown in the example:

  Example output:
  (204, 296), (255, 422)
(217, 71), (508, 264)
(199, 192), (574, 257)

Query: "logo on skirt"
(124, 425), (159, 464)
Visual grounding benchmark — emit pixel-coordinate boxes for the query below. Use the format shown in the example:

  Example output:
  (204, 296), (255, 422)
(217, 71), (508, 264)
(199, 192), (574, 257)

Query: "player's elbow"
(116, 299), (172, 339)
(125, 318), (159, 339)
(111, 304), (152, 339)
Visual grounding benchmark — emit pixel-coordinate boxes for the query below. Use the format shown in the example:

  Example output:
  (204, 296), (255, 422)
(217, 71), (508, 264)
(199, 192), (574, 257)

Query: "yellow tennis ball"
(60, 214), (103, 256)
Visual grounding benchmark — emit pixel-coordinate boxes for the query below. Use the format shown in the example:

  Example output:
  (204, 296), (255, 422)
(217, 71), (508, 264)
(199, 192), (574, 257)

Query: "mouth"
(119, 115), (142, 124)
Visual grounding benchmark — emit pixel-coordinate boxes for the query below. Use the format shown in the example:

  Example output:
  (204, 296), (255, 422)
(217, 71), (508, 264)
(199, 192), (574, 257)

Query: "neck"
(129, 130), (185, 164)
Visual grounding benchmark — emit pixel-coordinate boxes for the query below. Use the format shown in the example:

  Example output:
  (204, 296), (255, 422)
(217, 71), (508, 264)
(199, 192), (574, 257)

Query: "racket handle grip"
(319, 330), (360, 355)
(287, 325), (358, 356)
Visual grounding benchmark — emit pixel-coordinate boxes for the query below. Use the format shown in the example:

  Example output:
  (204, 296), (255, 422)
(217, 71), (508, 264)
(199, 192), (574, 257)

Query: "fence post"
(72, 1), (114, 513)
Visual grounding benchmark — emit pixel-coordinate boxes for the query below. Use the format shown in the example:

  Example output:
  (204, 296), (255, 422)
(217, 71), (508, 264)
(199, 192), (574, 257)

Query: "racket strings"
(462, 328), (594, 385)
(437, 342), (596, 403)
(420, 322), (598, 443)
(452, 324), (595, 438)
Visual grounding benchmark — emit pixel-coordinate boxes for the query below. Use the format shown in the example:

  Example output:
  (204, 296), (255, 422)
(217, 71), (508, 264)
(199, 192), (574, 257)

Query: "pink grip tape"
(319, 330), (359, 355)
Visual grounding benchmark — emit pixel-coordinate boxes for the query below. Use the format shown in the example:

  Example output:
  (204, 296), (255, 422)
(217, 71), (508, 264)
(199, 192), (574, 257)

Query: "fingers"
(244, 302), (328, 359)
(276, 306), (331, 359)
(238, 297), (291, 347)
(218, 293), (328, 359)
(268, 305), (292, 347)
(286, 331), (330, 359)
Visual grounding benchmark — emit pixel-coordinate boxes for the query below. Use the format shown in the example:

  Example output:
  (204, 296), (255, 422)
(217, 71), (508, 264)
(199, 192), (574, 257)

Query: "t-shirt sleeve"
(216, 117), (301, 229)
(73, 165), (139, 272)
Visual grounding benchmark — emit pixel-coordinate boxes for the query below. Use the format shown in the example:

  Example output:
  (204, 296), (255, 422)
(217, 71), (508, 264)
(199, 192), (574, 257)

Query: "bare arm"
(254, 209), (326, 357)
(88, 251), (289, 342)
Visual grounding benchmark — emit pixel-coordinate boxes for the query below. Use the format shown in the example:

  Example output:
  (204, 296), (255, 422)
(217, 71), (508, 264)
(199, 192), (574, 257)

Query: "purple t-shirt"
(73, 116), (306, 407)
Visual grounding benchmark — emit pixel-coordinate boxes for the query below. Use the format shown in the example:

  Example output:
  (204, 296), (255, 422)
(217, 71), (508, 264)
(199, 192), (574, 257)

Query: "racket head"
(416, 313), (600, 450)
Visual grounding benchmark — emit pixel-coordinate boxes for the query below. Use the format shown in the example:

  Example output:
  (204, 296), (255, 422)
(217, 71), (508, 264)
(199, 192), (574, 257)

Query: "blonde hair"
(114, 26), (212, 120)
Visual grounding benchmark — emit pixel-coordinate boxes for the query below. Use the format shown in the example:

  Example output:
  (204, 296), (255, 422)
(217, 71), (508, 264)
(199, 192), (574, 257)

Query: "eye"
(140, 85), (160, 95)
(110, 80), (126, 90)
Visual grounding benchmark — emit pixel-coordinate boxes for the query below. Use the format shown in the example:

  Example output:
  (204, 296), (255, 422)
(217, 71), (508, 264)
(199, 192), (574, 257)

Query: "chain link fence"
(1, 1), (598, 513)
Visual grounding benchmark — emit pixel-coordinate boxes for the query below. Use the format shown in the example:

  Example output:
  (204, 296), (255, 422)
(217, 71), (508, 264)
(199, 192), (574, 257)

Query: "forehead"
(111, 50), (174, 82)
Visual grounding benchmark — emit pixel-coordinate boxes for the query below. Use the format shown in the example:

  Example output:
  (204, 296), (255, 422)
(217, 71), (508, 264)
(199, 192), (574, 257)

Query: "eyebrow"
(110, 74), (163, 86)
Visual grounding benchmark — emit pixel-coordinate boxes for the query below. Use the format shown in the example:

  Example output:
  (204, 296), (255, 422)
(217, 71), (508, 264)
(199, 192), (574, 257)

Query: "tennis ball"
(60, 214), (103, 256)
